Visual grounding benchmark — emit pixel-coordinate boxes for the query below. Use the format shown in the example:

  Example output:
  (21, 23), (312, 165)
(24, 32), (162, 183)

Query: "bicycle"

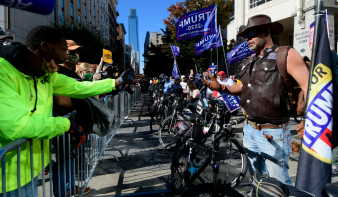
(158, 95), (185, 149)
(170, 114), (247, 195)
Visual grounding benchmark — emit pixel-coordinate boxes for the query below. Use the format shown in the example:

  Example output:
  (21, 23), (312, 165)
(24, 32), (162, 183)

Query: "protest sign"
(103, 49), (112, 63)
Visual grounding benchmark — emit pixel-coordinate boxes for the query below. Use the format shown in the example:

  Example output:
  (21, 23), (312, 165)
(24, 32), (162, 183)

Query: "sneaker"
(67, 186), (91, 197)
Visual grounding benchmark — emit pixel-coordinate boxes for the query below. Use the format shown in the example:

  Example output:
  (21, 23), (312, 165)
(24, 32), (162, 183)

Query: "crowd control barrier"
(0, 86), (141, 197)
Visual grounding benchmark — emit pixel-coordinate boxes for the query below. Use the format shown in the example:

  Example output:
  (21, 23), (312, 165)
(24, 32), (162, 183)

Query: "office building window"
(230, 0), (234, 21)
(85, 8), (87, 17)
(94, 21), (96, 27)
(71, 1), (74, 17)
(249, 0), (273, 9)
(90, 12), (92, 22)
(94, 9), (95, 16)
(97, 1), (98, 11)
(62, 10), (65, 26)
(78, 0), (81, 10)
(85, 18), (87, 29)
(62, 0), (64, 8)
(84, 0), (86, 4)
(93, 0), (95, 7)
(71, 23), (74, 30)
(89, 3), (91, 11)
(79, 15), (81, 29)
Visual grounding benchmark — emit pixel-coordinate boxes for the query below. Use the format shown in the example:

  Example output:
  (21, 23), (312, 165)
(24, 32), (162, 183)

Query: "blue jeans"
(52, 156), (76, 197)
(200, 90), (206, 99)
(243, 121), (293, 185)
(5, 177), (38, 197)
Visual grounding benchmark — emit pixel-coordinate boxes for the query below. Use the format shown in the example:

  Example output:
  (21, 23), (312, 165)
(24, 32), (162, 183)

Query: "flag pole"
(210, 48), (213, 67)
(295, 0), (324, 186)
(217, 25), (220, 72)
(221, 41), (228, 75)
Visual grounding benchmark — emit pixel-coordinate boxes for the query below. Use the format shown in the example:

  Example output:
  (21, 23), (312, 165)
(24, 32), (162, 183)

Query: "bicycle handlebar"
(227, 117), (245, 127)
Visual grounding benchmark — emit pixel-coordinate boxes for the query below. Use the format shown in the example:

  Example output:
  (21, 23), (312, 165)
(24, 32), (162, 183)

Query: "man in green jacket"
(0, 26), (134, 196)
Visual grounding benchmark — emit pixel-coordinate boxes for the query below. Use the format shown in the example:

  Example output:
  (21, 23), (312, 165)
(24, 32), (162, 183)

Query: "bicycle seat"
(322, 183), (338, 197)
(182, 112), (199, 123)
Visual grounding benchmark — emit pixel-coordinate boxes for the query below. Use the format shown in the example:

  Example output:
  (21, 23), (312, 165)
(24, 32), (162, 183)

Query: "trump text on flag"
(303, 63), (333, 164)
(175, 5), (217, 41)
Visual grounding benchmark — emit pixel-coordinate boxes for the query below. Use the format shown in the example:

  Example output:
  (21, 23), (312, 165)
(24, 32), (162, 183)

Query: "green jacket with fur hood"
(0, 44), (116, 193)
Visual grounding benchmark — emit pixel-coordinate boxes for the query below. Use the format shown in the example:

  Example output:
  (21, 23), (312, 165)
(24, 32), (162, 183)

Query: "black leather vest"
(239, 45), (289, 124)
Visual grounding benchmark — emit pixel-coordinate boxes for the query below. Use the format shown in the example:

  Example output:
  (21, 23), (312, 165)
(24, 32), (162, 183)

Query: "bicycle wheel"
(171, 138), (188, 195)
(181, 183), (243, 197)
(198, 137), (247, 188)
(158, 114), (183, 149)
(150, 106), (168, 134)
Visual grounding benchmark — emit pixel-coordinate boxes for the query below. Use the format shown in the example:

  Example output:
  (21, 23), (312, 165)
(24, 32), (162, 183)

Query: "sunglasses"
(68, 50), (80, 55)
(243, 29), (264, 39)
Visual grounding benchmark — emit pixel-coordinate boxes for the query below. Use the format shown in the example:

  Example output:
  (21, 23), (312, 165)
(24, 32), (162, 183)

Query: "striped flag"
(296, 13), (337, 197)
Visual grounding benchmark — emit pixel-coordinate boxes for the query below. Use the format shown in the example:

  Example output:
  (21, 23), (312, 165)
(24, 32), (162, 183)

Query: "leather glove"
(118, 67), (135, 84)
(296, 120), (304, 139)
(201, 73), (223, 93)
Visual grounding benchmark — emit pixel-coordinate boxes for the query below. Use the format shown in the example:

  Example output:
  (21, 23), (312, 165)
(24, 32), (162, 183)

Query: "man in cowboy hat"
(203, 14), (309, 185)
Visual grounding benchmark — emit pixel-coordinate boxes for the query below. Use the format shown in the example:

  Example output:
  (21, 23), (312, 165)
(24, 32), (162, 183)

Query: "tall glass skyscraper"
(128, 8), (139, 73)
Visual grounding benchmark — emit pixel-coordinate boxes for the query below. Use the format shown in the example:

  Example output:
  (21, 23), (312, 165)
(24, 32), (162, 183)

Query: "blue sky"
(117, 0), (179, 74)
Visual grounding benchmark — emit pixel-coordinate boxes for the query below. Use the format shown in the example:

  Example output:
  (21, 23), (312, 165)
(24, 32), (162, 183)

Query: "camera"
(99, 66), (119, 79)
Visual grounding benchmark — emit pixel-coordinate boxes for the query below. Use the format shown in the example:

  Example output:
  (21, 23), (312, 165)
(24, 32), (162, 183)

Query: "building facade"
(144, 31), (150, 52)
(108, 0), (118, 50)
(116, 22), (126, 70)
(55, 0), (111, 46)
(0, 5), (54, 44)
(227, 0), (338, 58)
(149, 31), (163, 47)
(125, 44), (132, 69)
(128, 8), (140, 73)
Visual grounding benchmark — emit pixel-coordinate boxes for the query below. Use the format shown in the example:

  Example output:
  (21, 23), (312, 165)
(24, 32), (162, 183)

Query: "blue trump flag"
(0, 0), (55, 15)
(194, 27), (223, 56)
(172, 59), (179, 78)
(295, 13), (337, 197)
(175, 5), (217, 41)
(221, 93), (241, 112)
(171, 45), (180, 57)
(226, 41), (255, 64)
(209, 65), (216, 74)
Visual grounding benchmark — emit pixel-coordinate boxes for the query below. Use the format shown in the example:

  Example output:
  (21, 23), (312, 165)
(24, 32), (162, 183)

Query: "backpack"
(252, 172), (314, 197)
(275, 46), (307, 117)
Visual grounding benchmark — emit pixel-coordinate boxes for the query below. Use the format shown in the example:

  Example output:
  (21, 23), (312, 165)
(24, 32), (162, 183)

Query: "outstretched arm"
(202, 74), (242, 96)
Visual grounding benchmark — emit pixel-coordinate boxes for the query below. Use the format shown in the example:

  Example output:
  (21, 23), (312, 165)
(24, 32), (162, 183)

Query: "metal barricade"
(0, 87), (142, 197)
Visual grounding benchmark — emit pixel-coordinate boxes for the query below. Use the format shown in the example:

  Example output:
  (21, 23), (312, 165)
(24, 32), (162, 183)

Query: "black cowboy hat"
(237, 14), (283, 37)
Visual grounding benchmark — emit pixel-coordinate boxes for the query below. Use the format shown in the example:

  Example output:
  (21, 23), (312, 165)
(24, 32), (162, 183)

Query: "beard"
(248, 35), (266, 51)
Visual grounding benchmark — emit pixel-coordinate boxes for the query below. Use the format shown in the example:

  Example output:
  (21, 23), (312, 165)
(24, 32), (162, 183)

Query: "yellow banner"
(103, 49), (112, 63)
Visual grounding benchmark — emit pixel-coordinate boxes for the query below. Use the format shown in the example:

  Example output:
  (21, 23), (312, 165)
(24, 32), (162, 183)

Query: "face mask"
(67, 54), (79, 65)
(83, 73), (93, 81)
